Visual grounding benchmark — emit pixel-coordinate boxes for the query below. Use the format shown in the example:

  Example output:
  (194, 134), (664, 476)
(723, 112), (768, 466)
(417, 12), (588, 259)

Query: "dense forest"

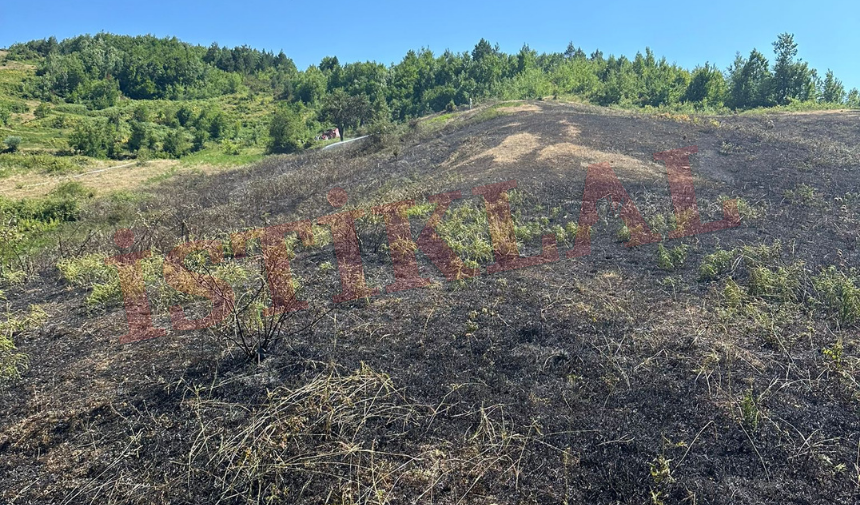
(1, 32), (857, 160)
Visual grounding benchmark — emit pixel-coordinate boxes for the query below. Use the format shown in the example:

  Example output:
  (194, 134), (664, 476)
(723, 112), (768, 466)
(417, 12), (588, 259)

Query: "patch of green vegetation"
(812, 267), (860, 324)
(405, 201), (435, 219)
(436, 201), (494, 264)
(699, 249), (736, 281)
(747, 264), (803, 302)
(179, 144), (264, 167)
(0, 301), (46, 382)
(784, 183), (821, 206)
(57, 252), (164, 309)
(656, 243), (689, 271)
(0, 152), (91, 176)
(740, 388), (760, 430)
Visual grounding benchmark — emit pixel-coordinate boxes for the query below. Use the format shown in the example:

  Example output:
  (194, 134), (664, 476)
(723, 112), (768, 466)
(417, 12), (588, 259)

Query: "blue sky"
(1, 1), (858, 89)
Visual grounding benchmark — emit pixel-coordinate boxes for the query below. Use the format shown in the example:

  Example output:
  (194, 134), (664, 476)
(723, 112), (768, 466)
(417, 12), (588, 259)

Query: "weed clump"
(656, 243), (689, 271)
(0, 302), (46, 382)
(699, 248), (736, 281)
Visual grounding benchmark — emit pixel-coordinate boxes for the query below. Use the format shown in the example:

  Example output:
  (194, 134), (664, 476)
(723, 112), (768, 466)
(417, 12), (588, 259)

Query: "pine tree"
(820, 70), (846, 103)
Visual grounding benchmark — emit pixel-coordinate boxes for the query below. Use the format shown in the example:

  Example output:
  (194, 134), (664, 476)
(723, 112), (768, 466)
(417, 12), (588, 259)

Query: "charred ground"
(1, 102), (859, 504)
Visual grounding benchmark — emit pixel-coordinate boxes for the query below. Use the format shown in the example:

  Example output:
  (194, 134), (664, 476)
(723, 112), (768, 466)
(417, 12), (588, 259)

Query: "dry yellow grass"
(536, 142), (664, 177)
(0, 159), (243, 198)
(447, 132), (541, 169)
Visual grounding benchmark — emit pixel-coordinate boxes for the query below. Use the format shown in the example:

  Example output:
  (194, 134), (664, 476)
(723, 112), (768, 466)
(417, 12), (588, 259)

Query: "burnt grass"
(1, 102), (859, 504)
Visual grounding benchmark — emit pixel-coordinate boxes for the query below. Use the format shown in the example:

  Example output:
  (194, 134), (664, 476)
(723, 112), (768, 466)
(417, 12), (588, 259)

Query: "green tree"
(684, 63), (726, 106)
(728, 50), (772, 108)
(267, 105), (305, 153)
(72, 78), (120, 109)
(132, 104), (150, 122)
(68, 119), (117, 158)
(163, 130), (191, 158)
(127, 121), (150, 152)
(192, 128), (208, 151)
(34, 102), (51, 119)
(0, 107), (9, 126)
(320, 90), (372, 141)
(771, 33), (817, 104)
(820, 70), (846, 103)
(847, 88), (860, 108)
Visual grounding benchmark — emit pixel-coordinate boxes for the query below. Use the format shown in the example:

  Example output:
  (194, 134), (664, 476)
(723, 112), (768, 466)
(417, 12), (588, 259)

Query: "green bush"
(436, 202), (494, 265)
(657, 243), (689, 271)
(163, 129), (191, 158)
(68, 118), (119, 158)
(34, 102), (51, 119)
(699, 249), (735, 281)
(267, 105), (305, 154)
(3, 137), (22, 153)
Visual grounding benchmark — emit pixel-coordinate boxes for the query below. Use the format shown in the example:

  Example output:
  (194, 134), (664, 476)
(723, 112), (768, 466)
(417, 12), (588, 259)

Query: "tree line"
(5, 32), (857, 156)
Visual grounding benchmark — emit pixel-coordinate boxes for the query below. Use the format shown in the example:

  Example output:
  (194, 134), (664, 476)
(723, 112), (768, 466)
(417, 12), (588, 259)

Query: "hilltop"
(0, 100), (858, 504)
(0, 32), (857, 202)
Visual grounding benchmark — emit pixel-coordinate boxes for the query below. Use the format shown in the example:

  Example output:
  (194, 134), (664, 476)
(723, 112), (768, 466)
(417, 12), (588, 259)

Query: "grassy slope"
(0, 54), (274, 199)
(1, 100), (859, 504)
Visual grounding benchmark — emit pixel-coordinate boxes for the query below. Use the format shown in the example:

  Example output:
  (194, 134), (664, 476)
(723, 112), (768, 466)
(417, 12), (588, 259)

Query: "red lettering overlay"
(416, 191), (479, 280)
(319, 207), (379, 303)
(163, 240), (234, 331)
(473, 180), (559, 273)
(229, 222), (314, 315)
(106, 229), (166, 344)
(568, 162), (660, 258)
(108, 149), (745, 344)
(654, 146), (740, 237)
(373, 200), (432, 292)
(261, 221), (314, 315)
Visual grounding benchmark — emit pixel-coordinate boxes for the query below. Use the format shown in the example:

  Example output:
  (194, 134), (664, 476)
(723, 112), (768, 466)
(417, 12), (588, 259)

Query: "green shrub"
(68, 118), (119, 158)
(784, 184), (820, 206)
(3, 136), (22, 153)
(740, 241), (783, 267)
(163, 129), (191, 158)
(267, 105), (305, 154)
(722, 278), (745, 308)
(657, 243), (689, 271)
(57, 253), (116, 287)
(740, 388), (759, 430)
(699, 249), (735, 281)
(34, 102), (51, 119)
(58, 253), (164, 309)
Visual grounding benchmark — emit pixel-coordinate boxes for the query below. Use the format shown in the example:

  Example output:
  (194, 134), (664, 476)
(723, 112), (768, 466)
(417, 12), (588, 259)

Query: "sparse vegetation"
(656, 243), (689, 270)
(0, 35), (859, 505)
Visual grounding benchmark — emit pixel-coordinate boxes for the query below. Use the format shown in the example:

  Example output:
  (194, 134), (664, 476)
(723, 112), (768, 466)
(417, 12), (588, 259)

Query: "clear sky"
(1, 0), (858, 90)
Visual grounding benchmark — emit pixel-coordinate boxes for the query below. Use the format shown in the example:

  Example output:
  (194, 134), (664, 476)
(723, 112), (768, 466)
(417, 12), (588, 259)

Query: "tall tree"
(820, 70), (846, 103)
(729, 49), (772, 108)
(321, 90), (372, 141)
(771, 33), (817, 104)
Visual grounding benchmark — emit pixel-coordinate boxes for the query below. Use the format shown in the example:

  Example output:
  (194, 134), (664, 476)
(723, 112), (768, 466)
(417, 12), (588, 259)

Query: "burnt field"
(1, 102), (859, 504)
